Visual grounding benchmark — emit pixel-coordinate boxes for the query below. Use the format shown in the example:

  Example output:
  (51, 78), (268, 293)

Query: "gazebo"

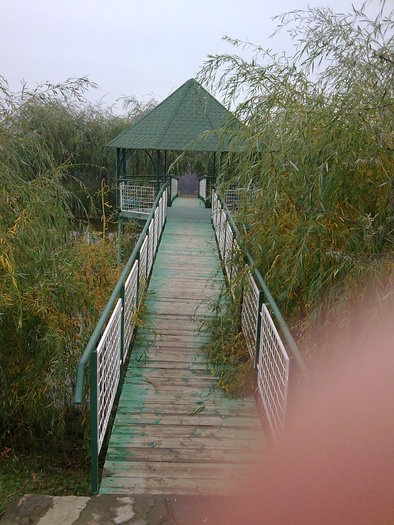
(107, 78), (239, 219)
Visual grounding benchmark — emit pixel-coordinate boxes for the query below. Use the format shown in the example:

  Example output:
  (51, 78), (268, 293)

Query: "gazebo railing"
(74, 184), (168, 494)
(223, 187), (241, 210)
(119, 180), (156, 215)
(198, 176), (214, 207)
(198, 177), (207, 202)
(212, 190), (307, 438)
(219, 185), (256, 211)
(169, 176), (179, 204)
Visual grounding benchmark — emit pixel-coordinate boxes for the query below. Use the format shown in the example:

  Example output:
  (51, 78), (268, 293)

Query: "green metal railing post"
(117, 221), (123, 265)
(136, 253), (140, 308)
(146, 233), (150, 282)
(254, 290), (264, 368)
(89, 351), (99, 495)
(238, 254), (247, 334)
(223, 215), (227, 274)
(119, 285), (125, 394)
(152, 217), (156, 269)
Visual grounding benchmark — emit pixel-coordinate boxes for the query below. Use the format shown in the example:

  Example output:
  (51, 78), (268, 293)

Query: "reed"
(199, 2), (393, 359)
(0, 78), (138, 448)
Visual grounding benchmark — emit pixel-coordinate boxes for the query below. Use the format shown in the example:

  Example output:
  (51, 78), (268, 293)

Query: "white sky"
(0, 0), (385, 109)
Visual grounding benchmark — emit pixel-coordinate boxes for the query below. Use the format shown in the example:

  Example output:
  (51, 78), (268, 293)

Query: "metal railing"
(220, 185), (256, 211)
(123, 260), (138, 358)
(224, 188), (240, 210)
(198, 177), (207, 201)
(212, 190), (307, 438)
(169, 176), (179, 204)
(119, 181), (156, 214)
(74, 184), (168, 494)
(198, 176), (214, 207)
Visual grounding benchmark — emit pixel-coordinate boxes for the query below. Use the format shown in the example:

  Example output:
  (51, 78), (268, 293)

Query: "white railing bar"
(96, 298), (122, 453)
(211, 189), (305, 438)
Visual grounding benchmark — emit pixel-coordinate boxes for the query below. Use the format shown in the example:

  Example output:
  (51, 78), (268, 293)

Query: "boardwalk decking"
(100, 197), (264, 495)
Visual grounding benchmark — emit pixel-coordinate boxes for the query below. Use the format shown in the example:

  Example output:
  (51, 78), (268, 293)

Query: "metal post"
(254, 290), (264, 368)
(119, 285), (125, 393)
(213, 152), (217, 185)
(116, 148), (121, 211)
(136, 253), (140, 308)
(223, 215), (227, 266)
(129, 149), (134, 179)
(238, 254), (248, 334)
(89, 351), (99, 495)
(156, 150), (161, 195)
(117, 221), (123, 264)
(145, 232), (149, 283)
(122, 148), (126, 179)
(164, 153), (168, 205)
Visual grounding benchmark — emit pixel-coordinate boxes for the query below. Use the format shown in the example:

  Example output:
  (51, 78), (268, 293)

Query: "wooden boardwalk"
(100, 197), (264, 495)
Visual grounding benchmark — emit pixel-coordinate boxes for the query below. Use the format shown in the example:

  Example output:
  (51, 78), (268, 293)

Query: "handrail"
(215, 191), (307, 377)
(74, 183), (167, 405)
(119, 177), (158, 183)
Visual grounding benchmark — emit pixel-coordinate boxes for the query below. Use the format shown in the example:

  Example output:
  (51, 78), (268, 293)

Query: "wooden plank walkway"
(100, 197), (264, 495)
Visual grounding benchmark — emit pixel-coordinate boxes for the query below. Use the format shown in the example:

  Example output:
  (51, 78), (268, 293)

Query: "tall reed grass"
(0, 78), (144, 448)
(199, 2), (393, 359)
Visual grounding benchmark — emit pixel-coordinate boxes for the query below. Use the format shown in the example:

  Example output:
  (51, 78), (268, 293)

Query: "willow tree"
(199, 2), (393, 353)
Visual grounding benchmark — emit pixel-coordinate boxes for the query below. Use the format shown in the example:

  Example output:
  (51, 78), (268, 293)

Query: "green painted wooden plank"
(101, 197), (262, 496)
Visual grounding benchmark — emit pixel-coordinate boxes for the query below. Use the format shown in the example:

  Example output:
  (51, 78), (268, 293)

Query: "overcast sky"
(0, 0), (385, 109)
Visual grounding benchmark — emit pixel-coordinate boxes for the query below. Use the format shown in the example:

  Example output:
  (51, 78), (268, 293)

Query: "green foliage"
(200, 3), (393, 355)
(0, 79), (135, 448)
(204, 287), (254, 397)
(201, 262), (255, 396)
(168, 150), (212, 178)
(0, 447), (89, 517)
(0, 76), (159, 218)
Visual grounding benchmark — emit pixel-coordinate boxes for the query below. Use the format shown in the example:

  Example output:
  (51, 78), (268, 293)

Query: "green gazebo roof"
(108, 78), (238, 152)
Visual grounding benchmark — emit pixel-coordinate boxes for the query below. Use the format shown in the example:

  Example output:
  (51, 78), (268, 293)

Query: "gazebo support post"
(116, 147), (122, 265)
(163, 150), (168, 202)
(128, 149), (134, 180)
(213, 152), (217, 186)
(122, 149), (127, 180)
(116, 148), (121, 211)
(156, 150), (161, 195)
